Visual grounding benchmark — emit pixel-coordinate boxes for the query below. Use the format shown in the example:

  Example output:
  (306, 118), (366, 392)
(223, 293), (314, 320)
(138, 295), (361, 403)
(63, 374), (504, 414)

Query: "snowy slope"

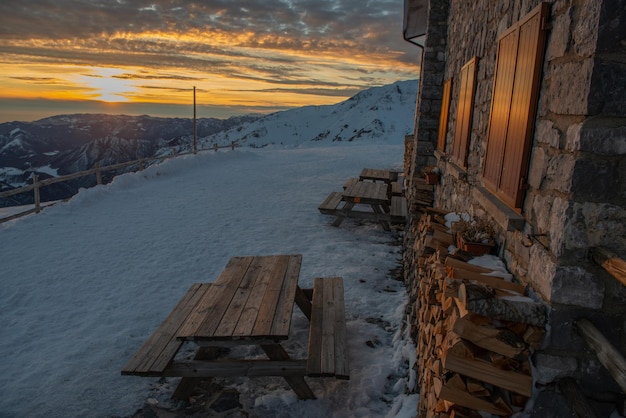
(200, 80), (417, 149)
(0, 142), (418, 418)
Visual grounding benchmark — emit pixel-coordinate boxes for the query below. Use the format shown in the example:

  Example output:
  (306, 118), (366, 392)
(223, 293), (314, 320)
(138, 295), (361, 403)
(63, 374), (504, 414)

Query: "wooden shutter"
(483, 2), (549, 209)
(451, 57), (478, 168)
(437, 78), (452, 152)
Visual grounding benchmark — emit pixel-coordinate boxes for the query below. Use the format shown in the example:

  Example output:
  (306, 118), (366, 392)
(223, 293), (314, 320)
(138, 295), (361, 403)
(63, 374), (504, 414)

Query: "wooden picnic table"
(122, 254), (349, 400)
(332, 180), (391, 230)
(359, 168), (399, 183)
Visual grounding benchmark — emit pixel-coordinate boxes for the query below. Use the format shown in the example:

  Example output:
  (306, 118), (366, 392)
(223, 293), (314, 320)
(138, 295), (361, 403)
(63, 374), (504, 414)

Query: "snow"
(0, 140), (418, 418)
(34, 165), (59, 177)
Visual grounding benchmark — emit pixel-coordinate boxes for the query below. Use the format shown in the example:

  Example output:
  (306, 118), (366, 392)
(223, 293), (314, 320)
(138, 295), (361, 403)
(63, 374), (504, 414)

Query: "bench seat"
(391, 181), (404, 196)
(390, 196), (407, 223)
(122, 283), (211, 376)
(343, 177), (358, 190)
(306, 277), (349, 379)
(318, 191), (343, 214)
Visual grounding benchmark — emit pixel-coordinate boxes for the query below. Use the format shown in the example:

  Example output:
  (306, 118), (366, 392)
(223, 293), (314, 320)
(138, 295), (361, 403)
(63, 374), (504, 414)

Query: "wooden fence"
(0, 142), (237, 224)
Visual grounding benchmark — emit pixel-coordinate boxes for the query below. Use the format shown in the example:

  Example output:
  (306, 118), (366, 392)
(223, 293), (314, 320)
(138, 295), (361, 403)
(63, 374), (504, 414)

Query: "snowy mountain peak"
(199, 80), (417, 148)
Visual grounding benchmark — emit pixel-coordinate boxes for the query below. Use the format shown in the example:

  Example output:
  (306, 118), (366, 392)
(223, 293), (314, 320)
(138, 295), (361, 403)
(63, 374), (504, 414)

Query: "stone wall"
(404, 0), (626, 413)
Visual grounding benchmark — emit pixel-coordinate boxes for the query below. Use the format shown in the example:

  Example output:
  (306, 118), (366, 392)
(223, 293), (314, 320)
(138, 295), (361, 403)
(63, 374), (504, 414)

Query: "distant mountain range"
(0, 80), (417, 206)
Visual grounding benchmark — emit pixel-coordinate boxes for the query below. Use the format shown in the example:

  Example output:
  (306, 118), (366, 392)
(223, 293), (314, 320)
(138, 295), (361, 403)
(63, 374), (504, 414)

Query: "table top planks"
(177, 254), (302, 341)
(342, 180), (389, 203)
(359, 168), (398, 183)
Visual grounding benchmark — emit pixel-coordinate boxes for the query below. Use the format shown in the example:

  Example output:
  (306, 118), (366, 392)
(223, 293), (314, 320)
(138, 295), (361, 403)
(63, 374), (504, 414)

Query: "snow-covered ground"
(0, 140), (419, 417)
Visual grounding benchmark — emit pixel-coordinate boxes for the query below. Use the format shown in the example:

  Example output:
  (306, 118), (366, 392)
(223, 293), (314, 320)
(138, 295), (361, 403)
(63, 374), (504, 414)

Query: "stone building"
(402, 0), (626, 416)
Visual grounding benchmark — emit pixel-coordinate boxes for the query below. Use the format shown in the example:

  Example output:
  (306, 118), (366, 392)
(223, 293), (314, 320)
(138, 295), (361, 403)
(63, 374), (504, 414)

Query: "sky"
(0, 0), (420, 123)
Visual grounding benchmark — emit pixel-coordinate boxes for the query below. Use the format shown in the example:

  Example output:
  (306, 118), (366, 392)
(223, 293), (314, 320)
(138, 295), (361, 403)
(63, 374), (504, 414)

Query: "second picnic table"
(318, 169), (407, 230)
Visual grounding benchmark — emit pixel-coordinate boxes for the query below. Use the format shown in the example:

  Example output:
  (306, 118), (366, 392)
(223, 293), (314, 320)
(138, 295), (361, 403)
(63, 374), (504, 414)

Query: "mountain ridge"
(0, 79), (417, 206)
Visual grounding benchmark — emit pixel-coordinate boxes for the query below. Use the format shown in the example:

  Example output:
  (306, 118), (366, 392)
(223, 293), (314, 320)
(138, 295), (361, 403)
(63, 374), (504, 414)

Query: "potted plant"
(454, 216), (497, 256)
(423, 165), (440, 185)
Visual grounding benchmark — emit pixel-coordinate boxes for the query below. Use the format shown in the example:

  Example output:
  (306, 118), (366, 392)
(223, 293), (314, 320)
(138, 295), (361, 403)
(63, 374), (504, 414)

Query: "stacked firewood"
(412, 212), (546, 417)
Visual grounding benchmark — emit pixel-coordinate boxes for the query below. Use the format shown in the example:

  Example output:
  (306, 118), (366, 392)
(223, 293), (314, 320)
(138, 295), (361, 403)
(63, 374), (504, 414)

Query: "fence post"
(138, 158), (144, 171)
(95, 162), (102, 185)
(214, 143), (218, 152)
(33, 175), (41, 213)
(231, 141), (235, 150)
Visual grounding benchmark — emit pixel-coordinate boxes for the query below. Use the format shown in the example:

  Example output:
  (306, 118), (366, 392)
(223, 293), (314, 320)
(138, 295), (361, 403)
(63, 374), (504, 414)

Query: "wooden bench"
(306, 277), (350, 379)
(122, 283), (212, 377)
(391, 181), (404, 196)
(343, 177), (358, 190)
(318, 191), (343, 215)
(390, 196), (407, 224)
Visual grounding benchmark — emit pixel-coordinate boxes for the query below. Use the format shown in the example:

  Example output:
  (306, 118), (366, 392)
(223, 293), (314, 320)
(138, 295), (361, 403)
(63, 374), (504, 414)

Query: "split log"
(438, 384), (511, 416)
(457, 283), (546, 327)
(442, 348), (533, 396)
(575, 318), (626, 393)
(445, 257), (494, 273)
(451, 315), (526, 358)
(592, 246), (626, 287)
(447, 267), (526, 294)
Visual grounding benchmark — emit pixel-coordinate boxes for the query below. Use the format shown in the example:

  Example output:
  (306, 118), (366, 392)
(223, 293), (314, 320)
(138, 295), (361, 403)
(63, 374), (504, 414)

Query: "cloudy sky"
(0, 0), (420, 122)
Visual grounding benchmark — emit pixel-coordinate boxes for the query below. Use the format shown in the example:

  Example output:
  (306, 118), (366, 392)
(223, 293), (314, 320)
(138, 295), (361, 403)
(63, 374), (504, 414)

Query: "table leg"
(172, 346), (226, 400)
(372, 205), (391, 231)
(332, 201), (354, 227)
(261, 344), (316, 400)
(294, 286), (312, 320)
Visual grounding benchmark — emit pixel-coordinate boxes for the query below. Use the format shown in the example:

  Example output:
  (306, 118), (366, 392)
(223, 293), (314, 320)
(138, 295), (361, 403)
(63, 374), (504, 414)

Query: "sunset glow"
(0, 0), (419, 122)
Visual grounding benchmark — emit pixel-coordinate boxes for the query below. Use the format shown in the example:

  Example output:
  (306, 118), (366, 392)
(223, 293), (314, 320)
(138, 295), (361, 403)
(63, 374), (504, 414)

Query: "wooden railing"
(0, 142), (237, 224)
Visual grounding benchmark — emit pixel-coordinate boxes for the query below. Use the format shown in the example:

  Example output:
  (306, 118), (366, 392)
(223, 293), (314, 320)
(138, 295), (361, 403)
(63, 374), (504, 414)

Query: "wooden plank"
(447, 267), (526, 294)
(122, 283), (210, 375)
(391, 181), (403, 196)
(576, 318), (626, 393)
(592, 246), (626, 287)
(445, 257), (494, 273)
(359, 168), (392, 183)
(332, 278), (349, 379)
(231, 255), (278, 337)
(451, 315), (525, 358)
(179, 256), (253, 339)
(321, 277), (336, 375)
(307, 277), (324, 375)
(165, 359), (308, 378)
(343, 177), (358, 190)
(269, 254), (301, 336)
(319, 192), (343, 214)
(203, 256), (262, 338)
(439, 384), (510, 416)
(443, 350), (533, 396)
(391, 196), (407, 221)
(251, 256), (291, 336)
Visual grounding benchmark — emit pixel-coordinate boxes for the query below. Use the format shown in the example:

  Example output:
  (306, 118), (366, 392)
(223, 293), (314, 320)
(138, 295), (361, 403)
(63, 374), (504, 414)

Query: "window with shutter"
(483, 2), (549, 210)
(437, 78), (452, 153)
(451, 57), (478, 168)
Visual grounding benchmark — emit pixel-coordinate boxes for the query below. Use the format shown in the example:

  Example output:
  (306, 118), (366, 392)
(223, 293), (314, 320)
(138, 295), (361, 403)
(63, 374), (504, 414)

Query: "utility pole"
(193, 86), (197, 155)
